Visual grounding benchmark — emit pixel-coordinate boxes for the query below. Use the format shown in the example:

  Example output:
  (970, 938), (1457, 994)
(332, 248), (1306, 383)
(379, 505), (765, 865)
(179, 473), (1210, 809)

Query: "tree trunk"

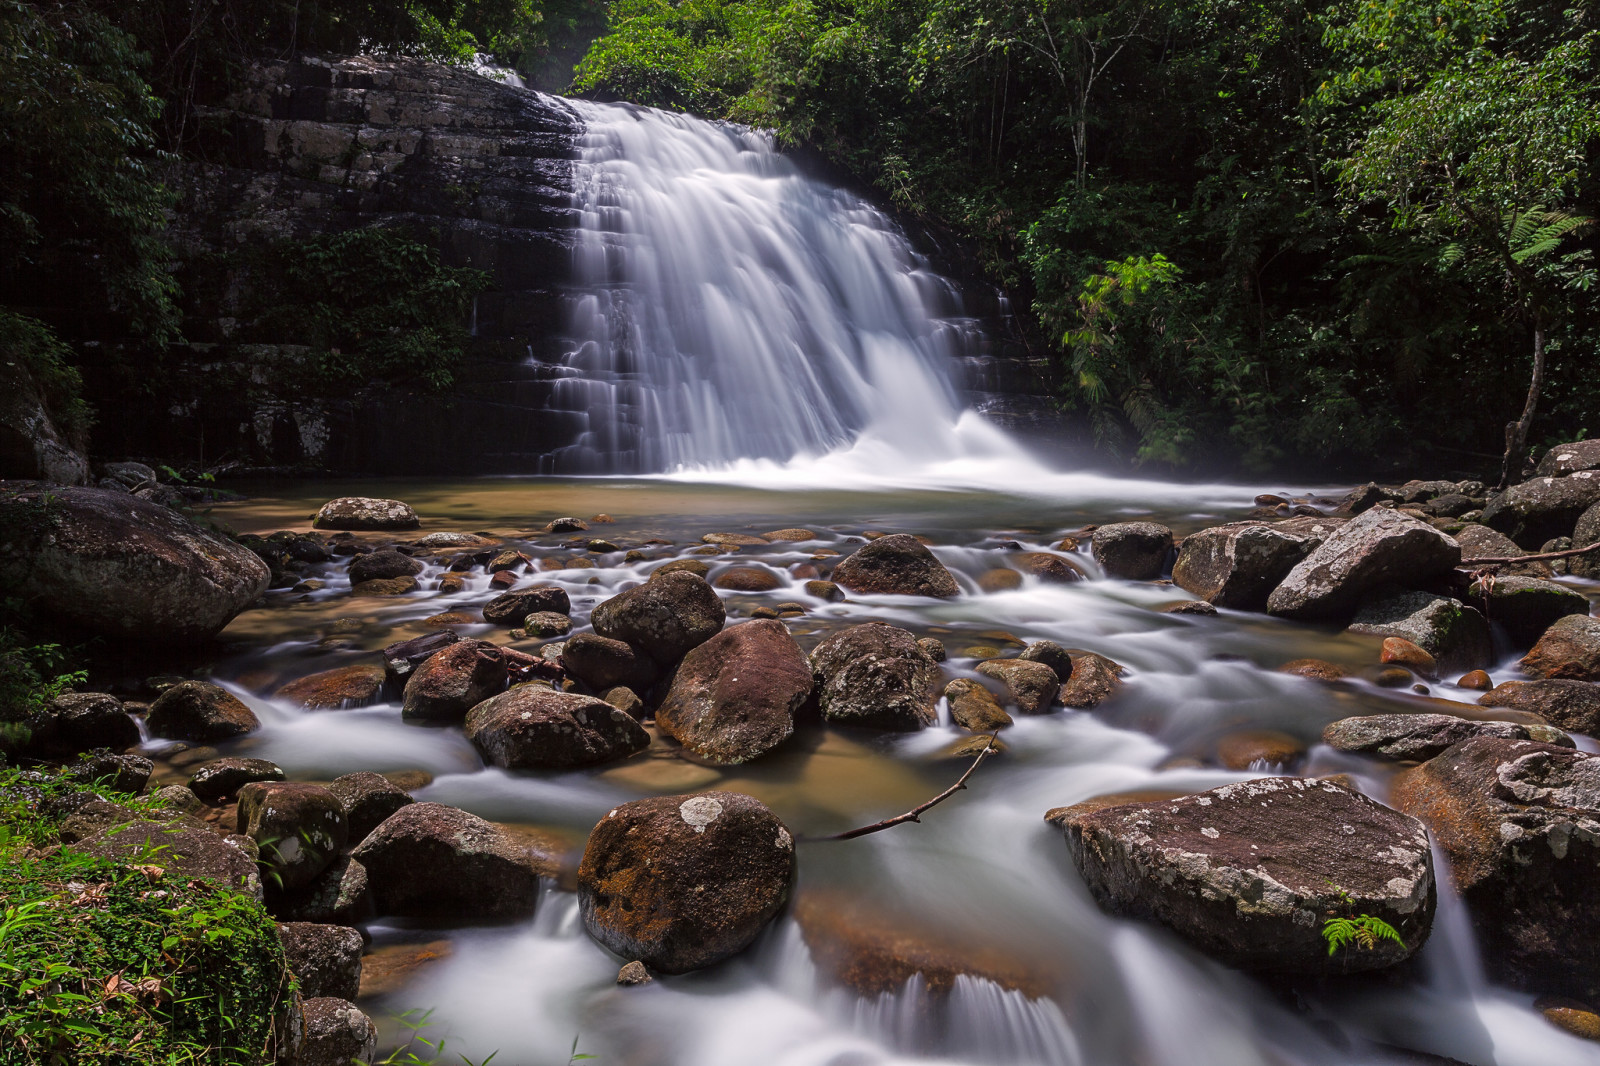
(1498, 321), (1547, 490)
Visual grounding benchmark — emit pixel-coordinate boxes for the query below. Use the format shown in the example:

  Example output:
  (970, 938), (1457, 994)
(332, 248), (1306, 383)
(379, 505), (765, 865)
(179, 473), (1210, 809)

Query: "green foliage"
(0, 311), (94, 446)
(1321, 914), (1406, 956)
(0, 766), (291, 1065)
(373, 1008), (499, 1065)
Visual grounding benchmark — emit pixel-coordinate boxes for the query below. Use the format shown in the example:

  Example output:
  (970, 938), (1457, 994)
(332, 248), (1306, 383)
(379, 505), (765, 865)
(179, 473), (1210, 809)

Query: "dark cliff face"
(95, 54), (589, 476)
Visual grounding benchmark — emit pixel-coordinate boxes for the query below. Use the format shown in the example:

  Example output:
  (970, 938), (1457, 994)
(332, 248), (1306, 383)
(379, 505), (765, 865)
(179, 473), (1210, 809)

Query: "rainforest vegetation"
(1, 0), (1596, 474)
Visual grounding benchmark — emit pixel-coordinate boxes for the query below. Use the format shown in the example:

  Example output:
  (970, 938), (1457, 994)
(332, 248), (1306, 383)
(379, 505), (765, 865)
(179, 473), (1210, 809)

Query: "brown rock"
(351, 576), (417, 596)
(1537, 997), (1600, 1042)
(1216, 729), (1305, 770)
(592, 571), (727, 665)
(977, 569), (1022, 593)
(943, 678), (1012, 732)
(327, 772), (413, 843)
(237, 782), (347, 891)
(352, 803), (540, 921)
(617, 960), (653, 986)
(278, 923), (362, 1000)
(653, 559), (710, 578)
(804, 579), (843, 601)
(347, 549), (422, 586)
(69, 817), (261, 897)
(561, 633), (659, 691)
(1091, 522), (1174, 580)
(831, 534), (959, 598)
(656, 620), (811, 764)
(482, 585), (570, 625)
(400, 640), (506, 722)
(1171, 518), (1341, 609)
(148, 680), (261, 742)
(1479, 679), (1600, 734)
(1060, 653), (1124, 708)
(713, 567), (784, 592)
(577, 792), (794, 973)
(188, 757), (285, 805)
(1380, 637), (1438, 678)
(976, 659), (1058, 714)
(274, 664), (386, 710)
(465, 687), (649, 770)
(1522, 615), (1600, 681)
(1458, 669), (1493, 690)
(1278, 658), (1346, 682)
(702, 532), (769, 546)
(1019, 552), (1087, 584)
(763, 528), (815, 541)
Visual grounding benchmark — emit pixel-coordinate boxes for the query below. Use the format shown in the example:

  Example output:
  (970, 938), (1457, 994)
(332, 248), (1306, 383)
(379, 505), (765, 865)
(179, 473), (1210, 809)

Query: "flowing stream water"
(183, 89), (1600, 1066)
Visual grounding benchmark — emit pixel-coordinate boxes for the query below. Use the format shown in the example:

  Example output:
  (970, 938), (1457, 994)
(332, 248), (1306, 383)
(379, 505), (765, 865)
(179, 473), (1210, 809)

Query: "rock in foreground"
(1053, 777), (1434, 974)
(578, 792), (794, 973)
(809, 622), (942, 731)
(464, 687), (649, 770)
(1322, 713), (1566, 762)
(1091, 522), (1174, 580)
(655, 620), (812, 764)
(351, 803), (540, 922)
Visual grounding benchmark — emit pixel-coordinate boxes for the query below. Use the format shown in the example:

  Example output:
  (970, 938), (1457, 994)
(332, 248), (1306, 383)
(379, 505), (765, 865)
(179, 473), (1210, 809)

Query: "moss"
(0, 767), (292, 1065)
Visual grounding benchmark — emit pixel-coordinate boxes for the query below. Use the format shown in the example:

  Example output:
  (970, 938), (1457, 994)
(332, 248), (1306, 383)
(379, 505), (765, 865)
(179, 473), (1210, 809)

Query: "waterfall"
(547, 98), (1027, 479)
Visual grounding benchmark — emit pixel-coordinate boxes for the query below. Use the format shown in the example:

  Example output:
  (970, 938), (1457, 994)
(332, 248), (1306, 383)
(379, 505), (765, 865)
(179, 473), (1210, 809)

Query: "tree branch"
(802, 734), (1001, 842)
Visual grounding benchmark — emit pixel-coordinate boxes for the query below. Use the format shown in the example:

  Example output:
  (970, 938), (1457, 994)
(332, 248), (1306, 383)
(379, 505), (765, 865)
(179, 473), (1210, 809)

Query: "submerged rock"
(1091, 522), (1174, 580)
(591, 570), (726, 665)
(274, 664), (387, 710)
(655, 620), (811, 764)
(1054, 778), (1434, 974)
(1322, 713), (1567, 762)
(464, 687), (649, 770)
(578, 792), (794, 973)
(1266, 508), (1460, 620)
(147, 680), (261, 742)
(810, 622), (942, 731)
(831, 534), (959, 598)
(1392, 738), (1600, 998)
(352, 803), (540, 921)
(0, 484), (270, 642)
(312, 497), (419, 531)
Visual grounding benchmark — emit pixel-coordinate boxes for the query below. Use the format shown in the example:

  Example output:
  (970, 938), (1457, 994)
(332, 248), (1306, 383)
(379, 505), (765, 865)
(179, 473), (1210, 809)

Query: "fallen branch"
(1461, 539), (1600, 565)
(803, 733), (1000, 842)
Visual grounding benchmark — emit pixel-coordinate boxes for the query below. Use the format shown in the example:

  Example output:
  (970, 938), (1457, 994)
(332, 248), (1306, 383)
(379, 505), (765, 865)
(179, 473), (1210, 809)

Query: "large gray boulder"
(0, 484), (269, 642)
(351, 802), (540, 921)
(831, 534), (959, 598)
(1467, 574), (1590, 646)
(1535, 439), (1600, 478)
(1454, 523), (1553, 578)
(1053, 778), (1434, 974)
(578, 792), (794, 973)
(1090, 522), (1174, 580)
(655, 620), (812, 764)
(463, 686), (648, 770)
(1392, 738), (1600, 998)
(591, 570), (726, 665)
(312, 497), (418, 531)
(809, 622), (941, 731)
(1322, 713), (1567, 762)
(1171, 517), (1342, 610)
(1346, 590), (1491, 672)
(1266, 508), (1460, 620)
(1483, 472), (1600, 549)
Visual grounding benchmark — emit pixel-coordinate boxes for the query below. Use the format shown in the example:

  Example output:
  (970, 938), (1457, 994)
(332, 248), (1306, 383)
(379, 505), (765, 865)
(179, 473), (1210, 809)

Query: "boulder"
(1323, 713), (1566, 762)
(976, 659), (1058, 714)
(1454, 523), (1553, 578)
(237, 782), (348, 892)
(1017, 640), (1074, 682)
(591, 571), (726, 665)
(916, 636), (948, 662)
(483, 585), (570, 625)
(188, 757), (286, 805)
(1347, 590), (1491, 672)
(655, 620), (812, 764)
(1060, 653), (1124, 709)
(464, 687), (649, 770)
(1172, 518), (1342, 610)
(1391, 738), (1600, 998)
(24, 692), (140, 757)
(804, 578), (843, 600)
(653, 559), (709, 579)
(1335, 483), (1392, 515)
(1483, 472), (1600, 549)
(381, 630), (459, 685)
(943, 678), (1012, 732)
(0, 352), (89, 484)
(522, 612), (571, 637)
(1480, 680), (1600, 735)
(147, 680), (261, 742)
(400, 640), (506, 722)
(1535, 439), (1600, 479)
(1090, 522), (1175, 580)
(1522, 615), (1600, 681)
(560, 633), (659, 691)
(1467, 575), (1590, 646)
(712, 567), (784, 592)
(577, 792), (794, 973)
(0, 484), (269, 642)
(809, 623), (941, 732)
(1380, 637), (1438, 677)
(830, 534), (959, 598)
(1266, 509), (1461, 619)
(67, 751), (153, 794)
(1055, 778), (1434, 973)
(346, 550), (422, 587)
(350, 575), (416, 596)
(311, 497), (419, 531)
(278, 923), (362, 1000)
(1019, 552), (1088, 584)
(327, 772), (414, 842)
(274, 664), (387, 710)
(71, 817), (261, 897)
(351, 802), (540, 921)
(270, 855), (371, 925)
(292, 998), (376, 1066)
(1570, 502), (1600, 580)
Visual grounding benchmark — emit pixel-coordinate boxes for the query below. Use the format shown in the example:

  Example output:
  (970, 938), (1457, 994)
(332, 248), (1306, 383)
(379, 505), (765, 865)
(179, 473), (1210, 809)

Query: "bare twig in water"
(804, 733), (1000, 842)
(1461, 539), (1600, 565)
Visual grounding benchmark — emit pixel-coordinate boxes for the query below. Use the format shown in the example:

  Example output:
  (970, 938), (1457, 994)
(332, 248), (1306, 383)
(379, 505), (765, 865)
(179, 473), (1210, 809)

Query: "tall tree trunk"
(1499, 319), (1546, 490)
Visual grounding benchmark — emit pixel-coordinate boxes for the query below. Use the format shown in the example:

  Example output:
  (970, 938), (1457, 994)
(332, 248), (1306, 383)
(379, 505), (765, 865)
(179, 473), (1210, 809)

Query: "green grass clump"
(0, 767), (292, 1065)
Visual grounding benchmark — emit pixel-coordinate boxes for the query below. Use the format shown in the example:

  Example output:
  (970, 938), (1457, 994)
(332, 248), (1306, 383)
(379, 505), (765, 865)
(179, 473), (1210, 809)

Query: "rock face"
(278, 923), (363, 1000)
(1172, 518), (1342, 609)
(1391, 738), (1600, 997)
(1467, 575), (1590, 645)
(1323, 713), (1564, 762)
(148, 680), (261, 741)
(1521, 615), (1600, 681)
(312, 497), (419, 531)
(1091, 522), (1175, 580)
(830, 534), (960, 598)
(578, 792), (795, 973)
(976, 659), (1059, 714)
(560, 633), (659, 691)
(482, 585), (570, 625)
(590, 571), (726, 665)
(655, 620), (812, 764)
(1483, 472), (1600, 548)
(1479, 680), (1600, 735)
(0, 354), (89, 485)
(72, 818), (261, 898)
(1347, 590), (1491, 672)
(1056, 778), (1434, 973)
(0, 484), (269, 642)
(274, 664), (387, 710)
(809, 622), (942, 731)
(1265, 508), (1461, 619)
(237, 782), (348, 891)
(464, 687), (649, 770)
(24, 692), (141, 758)
(401, 639), (506, 721)
(351, 802), (540, 921)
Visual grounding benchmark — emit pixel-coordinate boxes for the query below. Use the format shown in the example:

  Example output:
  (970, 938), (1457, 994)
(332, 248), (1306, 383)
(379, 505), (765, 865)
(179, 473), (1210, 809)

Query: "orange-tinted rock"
(702, 532), (769, 546)
(978, 569), (1022, 593)
(832, 534), (959, 598)
(1019, 552), (1087, 584)
(943, 678), (1013, 732)
(653, 558), (711, 578)
(274, 664), (387, 710)
(655, 620), (812, 764)
(352, 576), (418, 596)
(1457, 670), (1493, 690)
(1537, 997), (1600, 1041)
(804, 579), (843, 601)
(713, 567), (784, 592)
(1381, 637), (1438, 678)
(1278, 658), (1346, 682)
(763, 529), (815, 541)
(1522, 615), (1600, 681)
(1216, 729), (1305, 770)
